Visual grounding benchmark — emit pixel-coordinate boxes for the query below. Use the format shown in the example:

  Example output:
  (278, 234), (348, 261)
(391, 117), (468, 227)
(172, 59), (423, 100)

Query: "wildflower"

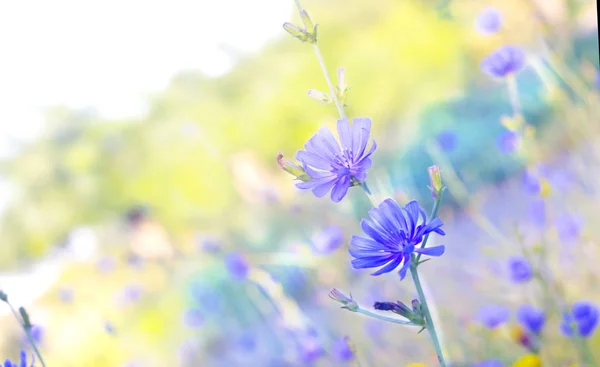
(560, 301), (599, 338)
(0, 290), (7, 302)
(517, 305), (545, 334)
(237, 332), (257, 353)
(331, 337), (354, 362)
(328, 289), (358, 311)
(349, 199), (445, 279)
(295, 118), (376, 203)
(277, 153), (310, 182)
(556, 213), (584, 244)
(481, 45), (526, 78)
(119, 284), (143, 305)
(473, 360), (503, 367)
(477, 305), (510, 329)
(182, 308), (204, 328)
(507, 256), (533, 283)
(297, 334), (324, 364)
(435, 130), (457, 152)
(225, 253), (249, 281)
(311, 226), (344, 254)
(475, 7), (503, 34)
(3, 350), (34, 367)
(512, 354), (541, 367)
(29, 325), (44, 344)
(521, 171), (541, 195)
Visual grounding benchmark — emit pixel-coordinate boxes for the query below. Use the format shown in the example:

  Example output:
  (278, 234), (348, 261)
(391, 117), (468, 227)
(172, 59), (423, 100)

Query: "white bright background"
(0, 0), (292, 157)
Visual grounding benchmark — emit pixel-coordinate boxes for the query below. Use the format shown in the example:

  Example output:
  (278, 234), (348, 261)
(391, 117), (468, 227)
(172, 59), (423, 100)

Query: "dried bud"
(307, 89), (333, 105)
(0, 290), (7, 302)
(328, 289), (358, 312)
(277, 153), (311, 182)
(428, 165), (444, 198)
(19, 307), (31, 329)
(283, 23), (312, 43)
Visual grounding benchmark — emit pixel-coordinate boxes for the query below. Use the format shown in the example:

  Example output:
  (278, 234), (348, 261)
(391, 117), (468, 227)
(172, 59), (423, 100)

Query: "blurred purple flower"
(517, 305), (545, 334)
(349, 199), (445, 280)
(331, 337), (354, 362)
(435, 130), (458, 152)
(225, 253), (249, 281)
(296, 118), (377, 203)
(312, 226), (344, 254)
(120, 284), (143, 305)
(481, 45), (526, 78)
(556, 213), (584, 244)
(96, 256), (116, 274)
(521, 171), (541, 195)
(473, 360), (504, 367)
(237, 332), (257, 352)
(507, 256), (533, 283)
(477, 305), (509, 328)
(197, 236), (222, 253)
(475, 7), (503, 34)
(3, 350), (33, 367)
(30, 325), (44, 344)
(126, 253), (144, 270)
(561, 301), (599, 338)
(182, 308), (204, 328)
(297, 335), (324, 365)
(496, 130), (520, 154)
(529, 199), (546, 228)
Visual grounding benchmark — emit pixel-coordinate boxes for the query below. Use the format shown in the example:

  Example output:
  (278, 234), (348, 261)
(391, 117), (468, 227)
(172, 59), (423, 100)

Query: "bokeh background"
(0, 0), (598, 366)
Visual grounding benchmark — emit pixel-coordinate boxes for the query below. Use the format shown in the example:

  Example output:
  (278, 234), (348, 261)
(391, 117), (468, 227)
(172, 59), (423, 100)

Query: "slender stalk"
(410, 264), (447, 366)
(7, 303), (47, 367)
(293, 0), (347, 120)
(415, 192), (443, 263)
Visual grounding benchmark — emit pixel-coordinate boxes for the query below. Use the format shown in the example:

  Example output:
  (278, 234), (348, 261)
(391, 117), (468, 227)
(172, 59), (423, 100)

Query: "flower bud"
(328, 289), (358, 312)
(283, 23), (312, 43)
(307, 89), (333, 105)
(277, 153), (311, 182)
(19, 307), (32, 329)
(428, 165), (443, 198)
(0, 290), (7, 302)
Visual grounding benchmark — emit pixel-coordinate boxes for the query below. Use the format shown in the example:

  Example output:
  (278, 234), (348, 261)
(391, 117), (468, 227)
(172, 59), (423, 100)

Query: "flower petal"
(397, 254), (411, 280)
(330, 175), (350, 202)
(351, 117), (372, 159)
(312, 178), (338, 198)
(296, 150), (332, 171)
(350, 235), (385, 251)
(337, 118), (352, 149)
(414, 245), (445, 257)
(351, 254), (395, 269)
(371, 256), (402, 276)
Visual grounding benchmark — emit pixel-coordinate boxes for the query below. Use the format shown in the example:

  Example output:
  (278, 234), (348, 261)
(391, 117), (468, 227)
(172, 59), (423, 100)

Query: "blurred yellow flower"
(512, 354), (541, 367)
(406, 364), (427, 367)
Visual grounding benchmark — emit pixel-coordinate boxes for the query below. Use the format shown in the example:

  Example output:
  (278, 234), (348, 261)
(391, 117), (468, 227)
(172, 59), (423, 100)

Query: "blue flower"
(296, 334), (324, 365)
(481, 45), (526, 78)
(517, 305), (546, 334)
(312, 226), (344, 254)
(529, 199), (546, 229)
(4, 350), (34, 367)
(474, 7), (503, 34)
(296, 118), (377, 202)
(225, 253), (249, 281)
(349, 199), (445, 279)
(521, 170), (541, 195)
(560, 301), (599, 338)
(331, 337), (354, 362)
(436, 130), (458, 152)
(478, 305), (509, 328)
(556, 213), (583, 244)
(507, 256), (533, 283)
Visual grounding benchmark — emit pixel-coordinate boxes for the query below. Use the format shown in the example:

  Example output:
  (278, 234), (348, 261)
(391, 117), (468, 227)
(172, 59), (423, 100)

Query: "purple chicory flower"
(225, 253), (249, 281)
(478, 305), (510, 329)
(349, 199), (445, 280)
(295, 118), (377, 203)
(517, 305), (546, 335)
(507, 256), (533, 283)
(560, 301), (599, 338)
(555, 213), (584, 244)
(311, 226), (344, 254)
(475, 7), (503, 35)
(481, 45), (527, 78)
(331, 337), (354, 362)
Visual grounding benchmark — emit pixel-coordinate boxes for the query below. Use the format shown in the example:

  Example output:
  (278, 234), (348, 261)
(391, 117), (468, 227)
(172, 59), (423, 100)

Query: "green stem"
(7, 303), (47, 367)
(415, 191), (443, 263)
(356, 308), (416, 326)
(410, 264), (447, 366)
(293, 0), (347, 120)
